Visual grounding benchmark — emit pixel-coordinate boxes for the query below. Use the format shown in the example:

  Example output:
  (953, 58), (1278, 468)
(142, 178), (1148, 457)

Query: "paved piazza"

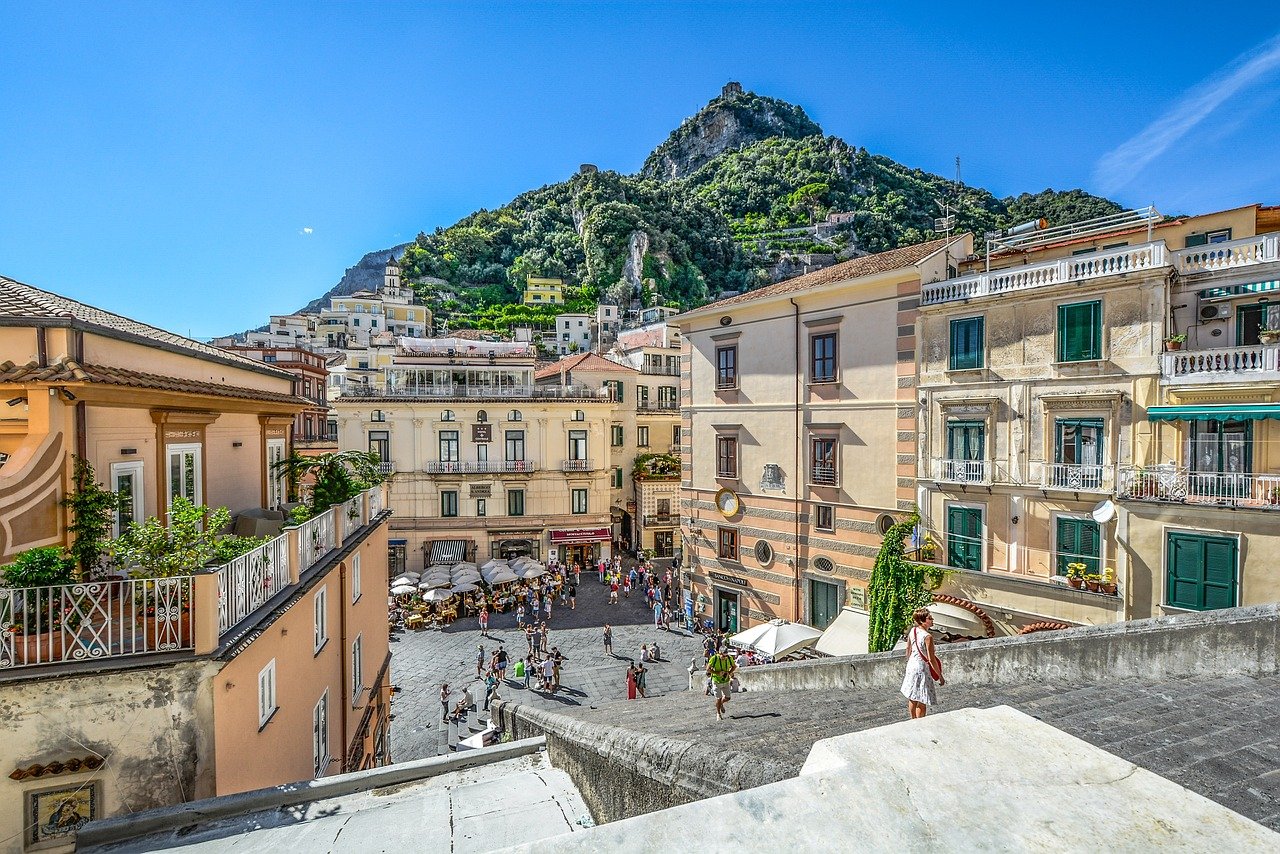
(389, 569), (708, 761)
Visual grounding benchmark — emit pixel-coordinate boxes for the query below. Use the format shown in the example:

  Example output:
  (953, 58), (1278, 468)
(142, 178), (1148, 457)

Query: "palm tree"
(272, 450), (384, 510)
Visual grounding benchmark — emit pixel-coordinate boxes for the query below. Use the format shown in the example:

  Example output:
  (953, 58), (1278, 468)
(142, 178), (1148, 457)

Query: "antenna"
(933, 198), (957, 237)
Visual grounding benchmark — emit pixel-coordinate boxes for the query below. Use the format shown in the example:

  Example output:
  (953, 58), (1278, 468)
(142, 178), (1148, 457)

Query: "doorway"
(653, 530), (674, 557)
(715, 588), (739, 633)
(565, 543), (596, 568)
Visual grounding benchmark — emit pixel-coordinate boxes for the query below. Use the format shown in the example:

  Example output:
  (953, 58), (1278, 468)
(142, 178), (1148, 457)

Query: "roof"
(688, 237), (955, 314)
(0, 276), (291, 378)
(0, 358), (311, 407)
(533, 352), (639, 379)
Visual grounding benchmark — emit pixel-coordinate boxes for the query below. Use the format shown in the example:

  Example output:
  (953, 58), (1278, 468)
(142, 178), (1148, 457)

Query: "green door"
(1167, 533), (1238, 611)
(946, 506), (983, 571)
(809, 579), (840, 630)
(1236, 304), (1267, 346)
(1056, 517), (1101, 576)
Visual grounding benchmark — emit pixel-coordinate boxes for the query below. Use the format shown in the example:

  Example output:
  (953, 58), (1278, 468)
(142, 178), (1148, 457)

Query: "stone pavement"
(517, 672), (1280, 831)
(389, 570), (708, 762)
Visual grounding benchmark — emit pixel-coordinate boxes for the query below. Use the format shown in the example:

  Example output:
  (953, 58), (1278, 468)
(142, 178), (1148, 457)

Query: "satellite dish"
(1091, 499), (1116, 524)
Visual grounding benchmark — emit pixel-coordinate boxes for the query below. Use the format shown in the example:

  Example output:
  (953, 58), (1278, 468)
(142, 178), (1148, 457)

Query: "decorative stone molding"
(9, 756), (104, 780)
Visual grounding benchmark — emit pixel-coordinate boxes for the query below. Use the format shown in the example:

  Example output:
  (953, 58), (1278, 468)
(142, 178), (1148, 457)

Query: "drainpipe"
(790, 298), (802, 623)
(339, 560), (349, 773)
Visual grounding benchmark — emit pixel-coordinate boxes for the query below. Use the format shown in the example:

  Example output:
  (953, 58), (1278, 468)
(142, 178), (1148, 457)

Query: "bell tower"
(384, 255), (401, 295)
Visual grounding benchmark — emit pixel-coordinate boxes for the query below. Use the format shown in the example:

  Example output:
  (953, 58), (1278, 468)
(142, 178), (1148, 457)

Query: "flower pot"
(1260, 331), (1280, 345)
(1085, 580), (1100, 593)
(1101, 582), (1117, 595)
(1067, 577), (1083, 589)
(11, 631), (66, 665)
(1164, 340), (1183, 351)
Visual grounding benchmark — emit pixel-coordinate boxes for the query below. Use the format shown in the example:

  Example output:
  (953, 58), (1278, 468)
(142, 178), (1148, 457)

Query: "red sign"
(550, 528), (611, 543)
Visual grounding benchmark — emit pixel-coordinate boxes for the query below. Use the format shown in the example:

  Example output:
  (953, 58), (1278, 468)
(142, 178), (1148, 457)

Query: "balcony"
(378, 461), (395, 475)
(562, 459), (595, 472)
(637, 399), (680, 413)
(1172, 232), (1280, 276)
(1041, 462), (1112, 493)
(643, 514), (677, 527)
(921, 241), (1168, 306)
(640, 363), (682, 376)
(810, 464), (839, 487)
(423, 460), (537, 474)
(1118, 466), (1280, 509)
(933, 459), (991, 485)
(1160, 344), (1280, 385)
(338, 384), (611, 402)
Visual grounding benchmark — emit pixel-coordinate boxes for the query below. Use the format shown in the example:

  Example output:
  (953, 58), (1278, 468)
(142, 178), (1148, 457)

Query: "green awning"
(1197, 280), (1280, 300)
(1148, 404), (1280, 422)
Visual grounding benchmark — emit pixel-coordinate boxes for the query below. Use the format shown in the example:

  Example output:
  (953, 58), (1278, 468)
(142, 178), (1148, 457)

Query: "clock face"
(716, 488), (740, 517)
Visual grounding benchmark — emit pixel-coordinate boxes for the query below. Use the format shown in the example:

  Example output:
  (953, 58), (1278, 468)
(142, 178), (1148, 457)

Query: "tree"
(62, 457), (124, 579)
(272, 450), (384, 511)
(866, 511), (949, 653)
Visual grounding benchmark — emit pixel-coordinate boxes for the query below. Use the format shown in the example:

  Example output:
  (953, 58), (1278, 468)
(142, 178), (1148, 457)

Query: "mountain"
(296, 244), (411, 315)
(273, 84), (1122, 332)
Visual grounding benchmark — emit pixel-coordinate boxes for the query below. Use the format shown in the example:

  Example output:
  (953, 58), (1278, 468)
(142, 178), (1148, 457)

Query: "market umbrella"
(393, 575), (418, 586)
(453, 562), (478, 571)
(518, 565), (547, 579)
(421, 588), (455, 603)
(489, 570), (519, 585)
(729, 619), (823, 659)
(419, 577), (452, 590)
(390, 583), (417, 596)
(451, 582), (479, 594)
(481, 559), (507, 571)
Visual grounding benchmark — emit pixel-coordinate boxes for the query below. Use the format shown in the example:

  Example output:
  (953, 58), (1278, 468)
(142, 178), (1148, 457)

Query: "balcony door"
(945, 421), (984, 482)
(1189, 419), (1251, 499)
(1236, 304), (1267, 346)
(945, 505), (983, 571)
(1054, 419), (1104, 489)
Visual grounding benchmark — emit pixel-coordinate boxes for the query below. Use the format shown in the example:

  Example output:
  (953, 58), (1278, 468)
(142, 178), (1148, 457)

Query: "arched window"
(441, 410), (455, 422)
(572, 410), (585, 421)
(508, 410), (522, 422)
(477, 410), (488, 423)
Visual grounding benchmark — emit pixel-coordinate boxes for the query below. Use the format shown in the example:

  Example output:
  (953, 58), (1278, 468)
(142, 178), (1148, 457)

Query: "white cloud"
(1094, 32), (1280, 194)
(300, 227), (314, 235)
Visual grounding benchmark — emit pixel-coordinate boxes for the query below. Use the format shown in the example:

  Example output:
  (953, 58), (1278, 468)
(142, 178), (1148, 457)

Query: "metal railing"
(1043, 463), (1112, 492)
(810, 464), (839, 487)
(338, 384), (612, 401)
(643, 514), (677, 527)
(1, 576), (195, 669)
(424, 460), (537, 474)
(637, 400), (680, 412)
(640, 363), (682, 376)
(562, 459), (595, 472)
(1118, 465), (1280, 508)
(1172, 233), (1279, 275)
(933, 459), (991, 485)
(378, 462), (395, 474)
(298, 508), (337, 573)
(217, 536), (291, 633)
(1161, 344), (1280, 383)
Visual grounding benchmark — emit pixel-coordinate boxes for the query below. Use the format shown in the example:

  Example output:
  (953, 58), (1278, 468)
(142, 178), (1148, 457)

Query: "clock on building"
(715, 487), (740, 518)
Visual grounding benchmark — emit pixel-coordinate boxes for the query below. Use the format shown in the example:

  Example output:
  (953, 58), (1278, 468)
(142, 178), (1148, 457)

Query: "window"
(612, 467), (624, 488)
(569, 430), (588, 460)
(572, 488), (588, 514)
(810, 332), (837, 382)
(368, 430), (389, 468)
(477, 410), (488, 422)
(1167, 532), (1238, 611)
(312, 689), (329, 777)
(945, 421), (986, 483)
(611, 425), (624, 446)
(716, 436), (738, 478)
(811, 437), (837, 486)
(1184, 228), (1232, 247)
(441, 490), (459, 517)
(508, 410), (522, 422)
(604, 380), (624, 402)
(266, 438), (286, 508)
(637, 426), (650, 447)
(1057, 300), (1102, 362)
(351, 552), (362, 603)
(754, 540), (773, 564)
(949, 317), (984, 371)
(813, 556), (835, 572)
(1054, 419), (1104, 488)
(672, 425), (681, 446)
(165, 443), (202, 509)
(946, 506), (983, 571)
(1055, 517), (1101, 577)
(815, 504), (834, 532)
(573, 409), (585, 421)
(507, 489), (525, 516)
(476, 498), (486, 517)
(314, 586), (328, 652)
(439, 430), (460, 462)
(351, 634), (364, 700)
(718, 528), (738, 561)
(258, 660), (278, 728)
(658, 386), (678, 408)
(441, 410), (455, 421)
(505, 430), (525, 461)
(656, 498), (671, 516)
(716, 345), (738, 389)
(637, 385), (649, 408)
(370, 409), (385, 422)
(110, 460), (143, 538)
(476, 444), (488, 462)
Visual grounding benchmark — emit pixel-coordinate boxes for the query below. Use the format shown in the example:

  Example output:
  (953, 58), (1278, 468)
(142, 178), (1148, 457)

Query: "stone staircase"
(435, 704), (496, 756)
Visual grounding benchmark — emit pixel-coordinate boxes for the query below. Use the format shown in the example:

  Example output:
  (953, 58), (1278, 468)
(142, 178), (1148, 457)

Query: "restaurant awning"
(427, 540), (469, 564)
(1197, 279), (1280, 301)
(1147, 404), (1280, 423)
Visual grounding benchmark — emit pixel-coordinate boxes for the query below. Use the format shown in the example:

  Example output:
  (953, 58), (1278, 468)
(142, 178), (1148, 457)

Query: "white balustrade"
(1172, 233), (1280, 275)
(298, 508), (336, 573)
(367, 484), (383, 517)
(922, 241), (1169, 305)
(1161, 344), (1280, 382)
(0, 576), (195, 669)
(1118, 466), (1280, 508)
(217, 535), (292, 633)
(1043, 463), (1112, 492)
(934, 459), (990, 484)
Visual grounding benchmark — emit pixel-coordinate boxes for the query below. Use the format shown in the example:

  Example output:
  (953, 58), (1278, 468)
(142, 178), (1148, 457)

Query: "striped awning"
(1197, 280), (1280, 300)
(1148, 404), (1280, 422)
(427, 540), (468, 563)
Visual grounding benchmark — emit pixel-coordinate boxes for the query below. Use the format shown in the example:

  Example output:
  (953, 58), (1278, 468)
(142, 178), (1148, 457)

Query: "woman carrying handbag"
(901, 607), (944, 719)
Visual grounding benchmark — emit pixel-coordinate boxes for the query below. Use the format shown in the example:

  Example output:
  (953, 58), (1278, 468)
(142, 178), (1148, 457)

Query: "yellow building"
(522, 276), (564, 306)
(0, 276), (392, 852)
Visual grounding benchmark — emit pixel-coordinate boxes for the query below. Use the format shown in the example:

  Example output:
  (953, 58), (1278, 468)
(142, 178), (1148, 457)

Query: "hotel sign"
(472, 424), (492, 442)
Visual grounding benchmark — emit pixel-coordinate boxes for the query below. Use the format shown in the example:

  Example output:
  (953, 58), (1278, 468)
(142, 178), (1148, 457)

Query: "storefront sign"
(709, 571), (748, 586)
(550, 527), (611, 543)
(471, 424), (492, 442)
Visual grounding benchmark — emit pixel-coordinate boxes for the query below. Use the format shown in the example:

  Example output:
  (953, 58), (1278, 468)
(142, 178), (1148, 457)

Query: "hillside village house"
(917, 204), (1280, 635)
(675, 237), (968, 634)
(0, 277), (391, 852)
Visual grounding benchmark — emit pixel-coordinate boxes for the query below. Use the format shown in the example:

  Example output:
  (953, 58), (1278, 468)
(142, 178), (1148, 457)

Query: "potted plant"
(1260, 327), (1280, 345)
(1269, 487), (1280, 507)
(1101, 567), (1118, 595)
(918, 534), (938, 563)
(2, 547), (77, 664)
(1163, 333), (1186, 351)
(1084, 572), (1102, 593)
(1066, 562), (1086, 589)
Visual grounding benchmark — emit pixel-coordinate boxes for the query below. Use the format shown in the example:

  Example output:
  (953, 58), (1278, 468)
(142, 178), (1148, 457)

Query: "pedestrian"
(635, 661), (647, 698)
(453, 684), (474, 720)
(475, 644), (485, 678)
(440, 683), (451, 719)
(641, 643), (651, 663)
(663, 604), (673, 631)
(516, 606), (525, 629)
(544, 596), (552, 622)
(478, 605), (489, 635)
(609, 577), (619, 605)
(654, 600), (664, 629)
(568, 581), (577, 610)
(687, 656), (700, 691)
(522, 654), (533, 689)
(603, 623), (613, 656)
(541, 656), (556, 693)
(625, 662), (637, 700)
(483, 672), (499, 711)
(706, 645), (737, 720)
(496, 646), (509, 682)
(539, 622), (550, 655)
(651, 640), (662, 662)
(598, 559), (606, 584)
(902, 607), (944, 719)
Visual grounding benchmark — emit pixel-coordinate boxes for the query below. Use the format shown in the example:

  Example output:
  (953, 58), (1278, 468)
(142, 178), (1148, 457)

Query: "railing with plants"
(367, 484), (383, 517)
(2, 576), (194, 669)
(217, 534), (292, 634)
(341, 496), (364, 539)
(298, 508), (337, 572)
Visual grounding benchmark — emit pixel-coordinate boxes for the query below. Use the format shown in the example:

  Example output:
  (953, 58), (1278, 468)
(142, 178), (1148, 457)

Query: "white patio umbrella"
(509, 556), (533, 568)
(390, 583), (417, 596)
(453, 562), (478, 571)
(419, 577), (452, 590)
(428, 564), (455, 574)
(396, 571), (421, 580)
(451, 582), (479, 594)
(518, 565), (547, 579)
(489, 571), (519, 585)
(421, 588), (455, 603)
(481, 559), (507, 571)
(729, 619), (823, 659)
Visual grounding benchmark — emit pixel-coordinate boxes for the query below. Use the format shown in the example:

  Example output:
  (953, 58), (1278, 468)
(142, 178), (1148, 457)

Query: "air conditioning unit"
(1199, 303), (1232, 321)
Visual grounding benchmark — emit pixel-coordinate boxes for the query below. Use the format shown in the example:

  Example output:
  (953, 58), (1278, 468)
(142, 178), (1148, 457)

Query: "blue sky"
(2, 2), (1277, 337)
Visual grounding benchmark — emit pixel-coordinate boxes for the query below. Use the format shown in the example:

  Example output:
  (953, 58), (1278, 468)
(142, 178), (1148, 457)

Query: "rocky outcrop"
(296, 244), (411, 315)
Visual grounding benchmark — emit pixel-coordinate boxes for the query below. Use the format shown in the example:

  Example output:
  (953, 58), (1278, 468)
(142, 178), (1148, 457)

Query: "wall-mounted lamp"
(120, 448), (137, 455)
(58, 389), (77, 401)
(232, 441), (243, 448)
(6, 397), (26, 407)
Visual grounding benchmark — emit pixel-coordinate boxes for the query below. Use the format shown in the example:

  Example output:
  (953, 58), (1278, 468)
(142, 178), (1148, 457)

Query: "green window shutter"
(1056, 517), (1101, 575)
(1201, 537), (1238, 610)
(1167, 533), (1237, 611)
(949, 317), (984, 370)
(946, 506), (982, 571)
(1058, 301), (1101, 362)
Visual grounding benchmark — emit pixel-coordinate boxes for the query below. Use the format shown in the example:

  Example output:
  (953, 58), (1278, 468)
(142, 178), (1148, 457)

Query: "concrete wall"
(736, 603), (1280, 693)
(495, 702), (791, 824)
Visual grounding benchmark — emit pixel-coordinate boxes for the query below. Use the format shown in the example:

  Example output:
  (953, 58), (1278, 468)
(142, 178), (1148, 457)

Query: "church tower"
(384, 255), (402, 295)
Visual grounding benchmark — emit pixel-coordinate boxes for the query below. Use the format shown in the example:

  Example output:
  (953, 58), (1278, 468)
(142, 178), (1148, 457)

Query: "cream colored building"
(676, 237), (965, 634)
(917, 204), (1280, 636)
(315, 258), (430, 350)
(0, 276), (392, 853)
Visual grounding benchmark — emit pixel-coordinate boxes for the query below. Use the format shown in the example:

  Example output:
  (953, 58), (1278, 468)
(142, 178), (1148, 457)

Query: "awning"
(427, 540), (468, 563)
(1197, 280), (1280, 301)
(1147, 404), (1280, 423)
(550, 528), (611, 544)
(814, 608), (870, 657)
(388, 538), (407, 545)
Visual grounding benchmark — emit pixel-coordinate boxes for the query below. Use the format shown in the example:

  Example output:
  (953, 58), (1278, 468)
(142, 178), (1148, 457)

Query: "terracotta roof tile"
(0, 358), (309, 407)
(691, 237), (954, 313)
(533, 352), (638, 380)
(0, 276), (284, 375)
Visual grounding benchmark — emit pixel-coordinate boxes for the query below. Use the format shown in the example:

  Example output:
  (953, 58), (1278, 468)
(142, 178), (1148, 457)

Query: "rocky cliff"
(296, 243), (410, 315)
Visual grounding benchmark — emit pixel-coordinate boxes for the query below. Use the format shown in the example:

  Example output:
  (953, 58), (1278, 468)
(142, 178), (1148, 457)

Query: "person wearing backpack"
(706, 645), (737, 720)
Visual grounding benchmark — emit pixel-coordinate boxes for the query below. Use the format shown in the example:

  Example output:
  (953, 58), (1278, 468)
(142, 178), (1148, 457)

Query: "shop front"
(489, 530), (543, 561)
(550, 527), (612, 569)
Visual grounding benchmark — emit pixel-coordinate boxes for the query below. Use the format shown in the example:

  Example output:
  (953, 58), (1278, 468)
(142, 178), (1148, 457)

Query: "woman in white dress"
(901, 607), (944, 719)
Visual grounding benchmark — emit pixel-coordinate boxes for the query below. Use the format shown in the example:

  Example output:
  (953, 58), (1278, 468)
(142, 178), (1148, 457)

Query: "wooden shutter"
(950, 317), (984, 370)
(946, 506), (982, 571)
(1058, 301), (1101, 362)
(1167, 533), (1237, 611)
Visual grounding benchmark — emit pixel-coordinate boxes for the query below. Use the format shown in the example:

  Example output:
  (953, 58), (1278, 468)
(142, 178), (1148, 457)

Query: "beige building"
(0, 277), (391, 852)
(676, 237), (965, 633)
(315, 257), (430, 350)
(332, 338), (616, 570)
(917, 204), (1280, 635)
